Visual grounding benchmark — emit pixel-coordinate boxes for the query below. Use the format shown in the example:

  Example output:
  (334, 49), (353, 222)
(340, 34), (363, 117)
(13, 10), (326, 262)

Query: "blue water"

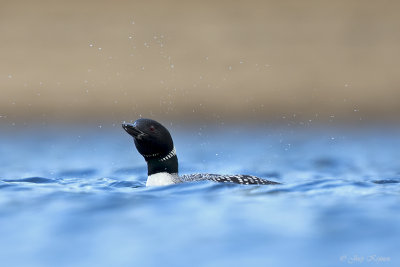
(0, 124), (399, 267)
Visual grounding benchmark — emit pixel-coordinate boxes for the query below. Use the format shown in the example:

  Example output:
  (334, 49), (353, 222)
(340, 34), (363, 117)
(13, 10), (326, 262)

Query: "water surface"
(0, 125), (399, 266)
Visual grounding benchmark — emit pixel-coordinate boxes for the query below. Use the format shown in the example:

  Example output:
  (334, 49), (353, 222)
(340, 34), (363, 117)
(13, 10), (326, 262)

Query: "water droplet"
(8, 74), (12, 79)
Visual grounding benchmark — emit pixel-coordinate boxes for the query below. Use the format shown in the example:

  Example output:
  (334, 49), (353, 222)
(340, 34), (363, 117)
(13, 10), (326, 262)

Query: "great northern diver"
(122, 118), (280, 186)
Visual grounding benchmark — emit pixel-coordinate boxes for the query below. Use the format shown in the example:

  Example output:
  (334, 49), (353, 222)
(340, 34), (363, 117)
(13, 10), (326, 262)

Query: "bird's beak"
(122, 123), (146, 139)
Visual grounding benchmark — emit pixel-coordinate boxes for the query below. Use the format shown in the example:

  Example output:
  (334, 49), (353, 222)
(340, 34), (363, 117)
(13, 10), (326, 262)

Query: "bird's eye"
(149, 126), (155, 132)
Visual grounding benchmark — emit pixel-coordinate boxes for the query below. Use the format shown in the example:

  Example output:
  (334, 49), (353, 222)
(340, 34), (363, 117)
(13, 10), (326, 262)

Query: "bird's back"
(180, 173), (280, 185)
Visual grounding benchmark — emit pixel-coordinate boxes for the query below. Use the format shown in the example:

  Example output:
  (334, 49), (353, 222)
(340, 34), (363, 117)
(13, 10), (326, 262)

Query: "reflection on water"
(0, 125), (399, 267)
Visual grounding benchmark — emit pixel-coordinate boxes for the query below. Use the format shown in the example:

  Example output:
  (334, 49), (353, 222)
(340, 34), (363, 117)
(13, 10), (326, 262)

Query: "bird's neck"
(145, 154), (178, 176)
(144, 147), (179, 186)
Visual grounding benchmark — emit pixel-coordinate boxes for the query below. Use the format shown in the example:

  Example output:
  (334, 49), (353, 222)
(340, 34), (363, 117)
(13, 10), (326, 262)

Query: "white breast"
(146, 172), (181, 186)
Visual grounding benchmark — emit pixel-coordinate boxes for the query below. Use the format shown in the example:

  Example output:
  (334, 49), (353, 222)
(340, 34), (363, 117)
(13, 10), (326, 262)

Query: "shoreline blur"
(1, 0), (400, 124)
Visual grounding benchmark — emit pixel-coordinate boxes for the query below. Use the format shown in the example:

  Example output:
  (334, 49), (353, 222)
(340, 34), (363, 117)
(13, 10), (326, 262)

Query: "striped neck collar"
(159, 147), (176, 162)
(143, 147), (176, 162)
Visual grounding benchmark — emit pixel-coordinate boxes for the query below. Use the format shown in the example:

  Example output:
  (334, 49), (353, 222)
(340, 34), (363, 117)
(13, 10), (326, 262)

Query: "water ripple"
(3, 177), (57, 184)
(372, 178), (400, 184)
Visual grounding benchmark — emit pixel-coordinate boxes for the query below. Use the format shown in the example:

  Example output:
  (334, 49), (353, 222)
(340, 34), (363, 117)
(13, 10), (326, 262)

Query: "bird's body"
(180, 173), (279, 185)
(146, 172), (279, 186)
(122, 118), (280, 186)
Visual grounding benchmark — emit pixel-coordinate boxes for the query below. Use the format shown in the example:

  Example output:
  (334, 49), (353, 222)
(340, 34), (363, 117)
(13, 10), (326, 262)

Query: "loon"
(122, 118), (280, 186)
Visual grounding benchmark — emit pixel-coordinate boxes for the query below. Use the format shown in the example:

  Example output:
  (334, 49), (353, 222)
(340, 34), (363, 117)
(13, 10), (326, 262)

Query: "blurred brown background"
(1, 0), (400, 124)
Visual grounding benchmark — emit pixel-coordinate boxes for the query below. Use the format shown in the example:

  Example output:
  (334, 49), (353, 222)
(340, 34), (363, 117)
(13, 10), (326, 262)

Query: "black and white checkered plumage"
(181, 174), (280, 185)
(123, 118), (280, 186)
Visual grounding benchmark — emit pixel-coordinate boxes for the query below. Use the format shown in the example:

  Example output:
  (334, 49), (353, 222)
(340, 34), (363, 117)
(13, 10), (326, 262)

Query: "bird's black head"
(122, 118), (174, 160)
(122, 118), (178, 175)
